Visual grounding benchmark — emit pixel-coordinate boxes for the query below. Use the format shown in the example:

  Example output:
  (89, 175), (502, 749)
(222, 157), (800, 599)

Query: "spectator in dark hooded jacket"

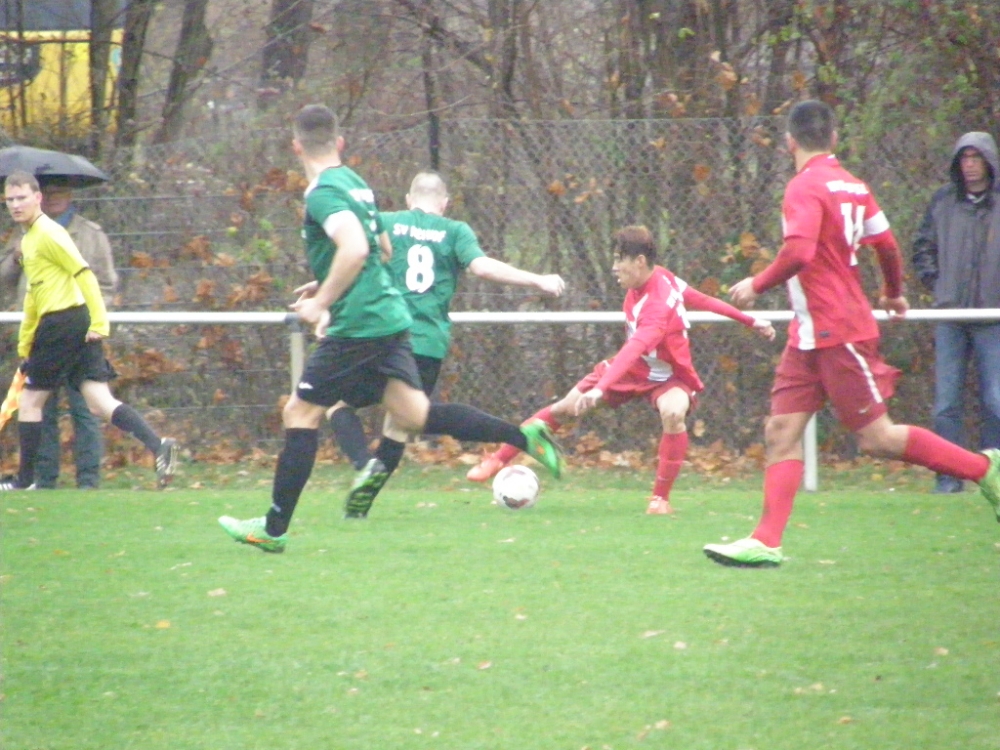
(912, 131), (1000, 493)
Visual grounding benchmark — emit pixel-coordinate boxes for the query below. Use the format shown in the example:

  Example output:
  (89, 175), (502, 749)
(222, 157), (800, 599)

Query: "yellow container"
(0, 27), (123, 138)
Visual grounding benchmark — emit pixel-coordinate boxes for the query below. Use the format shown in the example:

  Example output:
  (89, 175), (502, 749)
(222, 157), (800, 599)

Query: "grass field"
(1, 461), (998, 749)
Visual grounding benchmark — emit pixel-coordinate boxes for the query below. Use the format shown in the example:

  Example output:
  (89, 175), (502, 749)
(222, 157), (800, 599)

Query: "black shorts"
(414, 354), (443, 397)
(25, 305), (116, 392)
(296, 331), (423, 409)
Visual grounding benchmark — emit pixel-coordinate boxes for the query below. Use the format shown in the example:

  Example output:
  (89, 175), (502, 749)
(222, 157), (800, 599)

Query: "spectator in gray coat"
(912, 131), (1000, 493)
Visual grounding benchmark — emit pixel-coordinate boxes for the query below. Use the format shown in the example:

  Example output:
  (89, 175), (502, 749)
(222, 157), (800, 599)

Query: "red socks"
(653, 431), (688, 498)
(901, 427), (989, 481)
(752, 459), (803, 548)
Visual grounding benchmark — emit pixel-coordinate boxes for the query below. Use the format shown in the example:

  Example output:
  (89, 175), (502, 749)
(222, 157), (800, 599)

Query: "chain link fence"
(1, 117), (965, 470)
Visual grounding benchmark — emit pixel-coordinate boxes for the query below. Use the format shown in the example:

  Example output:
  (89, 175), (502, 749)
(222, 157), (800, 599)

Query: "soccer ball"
(492, 465), (540, 510)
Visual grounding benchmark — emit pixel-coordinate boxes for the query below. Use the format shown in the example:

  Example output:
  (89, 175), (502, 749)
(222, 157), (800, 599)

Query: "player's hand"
(729, 277), (758, 309)
(85, 330), (105, 342)
(574, 388), (603, 416)
(752, 319), (776, 341)
(291, 295), (327, 326)
(313, 309), (330, 338)
(879, 295), (909, 320)
(538, 274), (566, 297)
(293, 280), (319, 301)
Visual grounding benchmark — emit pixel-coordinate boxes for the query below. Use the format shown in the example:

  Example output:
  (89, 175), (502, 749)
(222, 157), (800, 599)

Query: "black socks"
(17, 421), (42, 487)
(266, 428), (318, 537)
(330, 407), (372, 470)
(110, 404), (161, 454)
(424, 403), (527, 451)
(374, 437), (406, 475)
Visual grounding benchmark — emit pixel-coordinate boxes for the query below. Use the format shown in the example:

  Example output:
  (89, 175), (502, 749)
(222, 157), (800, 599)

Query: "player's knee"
(281, 396), (321, 429)
(763, 417), (797, 455)
(856, 429), (891, 456)
(389, 398), (429, 435)
(659, 411), (686, 433)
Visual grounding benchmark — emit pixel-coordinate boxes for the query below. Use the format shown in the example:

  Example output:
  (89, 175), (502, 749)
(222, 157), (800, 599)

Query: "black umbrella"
(0, 145), (109, 188)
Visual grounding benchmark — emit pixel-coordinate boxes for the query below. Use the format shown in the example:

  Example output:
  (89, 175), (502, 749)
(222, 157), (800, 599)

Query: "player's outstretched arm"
(683, 286), (756, 323)
(685, 285), (776, 341)
(733, 236), (816, 307)
(467, 257), (565, 296)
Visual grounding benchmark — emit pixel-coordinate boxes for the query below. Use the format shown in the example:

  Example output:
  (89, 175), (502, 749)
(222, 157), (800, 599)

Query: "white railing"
(2, 307), (998, 489)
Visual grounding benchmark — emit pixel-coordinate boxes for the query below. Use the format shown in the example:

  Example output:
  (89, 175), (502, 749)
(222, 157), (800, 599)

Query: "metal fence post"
(287, 317), (305, 391)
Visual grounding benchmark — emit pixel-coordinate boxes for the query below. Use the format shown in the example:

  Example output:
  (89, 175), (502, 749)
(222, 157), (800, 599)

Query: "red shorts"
(575, 360), (698, 409)
(771, 339), (900, 432)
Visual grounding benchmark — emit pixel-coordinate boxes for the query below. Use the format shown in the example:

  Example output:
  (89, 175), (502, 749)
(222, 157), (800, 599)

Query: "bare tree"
(88, 0), (120, 155)
(115, 0), (156, 148)
(260, 0), (315, 105)
(153, 0), (214, 144)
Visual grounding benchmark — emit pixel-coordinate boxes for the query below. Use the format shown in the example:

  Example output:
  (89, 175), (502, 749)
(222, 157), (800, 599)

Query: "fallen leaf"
(477, 661), (493, 670)
(642, 630), (665, 639)
(207, 588), (227, 597)
(155, 620), (171, 629)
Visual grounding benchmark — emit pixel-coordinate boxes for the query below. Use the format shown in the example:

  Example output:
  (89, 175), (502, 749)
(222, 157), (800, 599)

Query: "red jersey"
(595, 266), (757, 394)
(760, 154), (898, 350)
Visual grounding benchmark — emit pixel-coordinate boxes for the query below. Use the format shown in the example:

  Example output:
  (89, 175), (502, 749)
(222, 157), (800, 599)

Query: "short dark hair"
(4, 170), (39, 192)
(613, 225), (656, 263)
(293, 104), (339, 155)
(787, 100), (835, 152)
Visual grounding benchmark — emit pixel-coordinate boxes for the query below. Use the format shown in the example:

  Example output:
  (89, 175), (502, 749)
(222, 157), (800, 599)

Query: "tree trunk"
(153, 0), (214, 144)
(88, 0), (118, 156)
(115, 0), (156, 148)
(259, 0), (314, 106)
(421, 34), (440, 170)
(487, 0), (522, 119)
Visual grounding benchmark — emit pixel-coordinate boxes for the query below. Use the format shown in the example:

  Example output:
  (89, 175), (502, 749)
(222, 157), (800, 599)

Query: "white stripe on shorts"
(844, 342), (883, 405)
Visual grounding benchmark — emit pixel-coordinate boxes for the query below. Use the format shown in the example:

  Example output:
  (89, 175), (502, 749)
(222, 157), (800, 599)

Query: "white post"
(803, 413), (818, 491)
(288, 321), (305, 391)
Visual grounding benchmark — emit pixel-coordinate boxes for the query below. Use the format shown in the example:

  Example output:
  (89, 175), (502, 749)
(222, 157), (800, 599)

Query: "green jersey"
(302, 166), (410, 338)
(383, 209), (485, 359)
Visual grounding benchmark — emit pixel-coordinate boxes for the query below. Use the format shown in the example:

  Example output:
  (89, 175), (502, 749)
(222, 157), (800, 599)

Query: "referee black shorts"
(296, 331), (424, 409)
(25, 305), (116, 392)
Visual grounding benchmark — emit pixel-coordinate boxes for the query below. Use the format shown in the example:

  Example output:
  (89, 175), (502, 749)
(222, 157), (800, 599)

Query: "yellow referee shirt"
(17, 213), (109, 358)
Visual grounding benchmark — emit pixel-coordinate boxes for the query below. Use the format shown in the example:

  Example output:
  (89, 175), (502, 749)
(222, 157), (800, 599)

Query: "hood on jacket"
(950, 131), (999, 190)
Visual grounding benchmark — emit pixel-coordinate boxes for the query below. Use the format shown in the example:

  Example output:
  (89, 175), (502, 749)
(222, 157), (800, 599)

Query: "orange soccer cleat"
(645, 496), (674, 515)
(466, 453), (510, 483)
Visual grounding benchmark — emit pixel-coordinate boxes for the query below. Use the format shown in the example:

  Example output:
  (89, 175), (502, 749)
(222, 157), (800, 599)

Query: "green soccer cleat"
(978, 448), (1000, 523)
(703, 537), (783, 568)
(344, 458), (389, 518)
(520, 419), (565, 480)
(218, 515), (287, 553)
